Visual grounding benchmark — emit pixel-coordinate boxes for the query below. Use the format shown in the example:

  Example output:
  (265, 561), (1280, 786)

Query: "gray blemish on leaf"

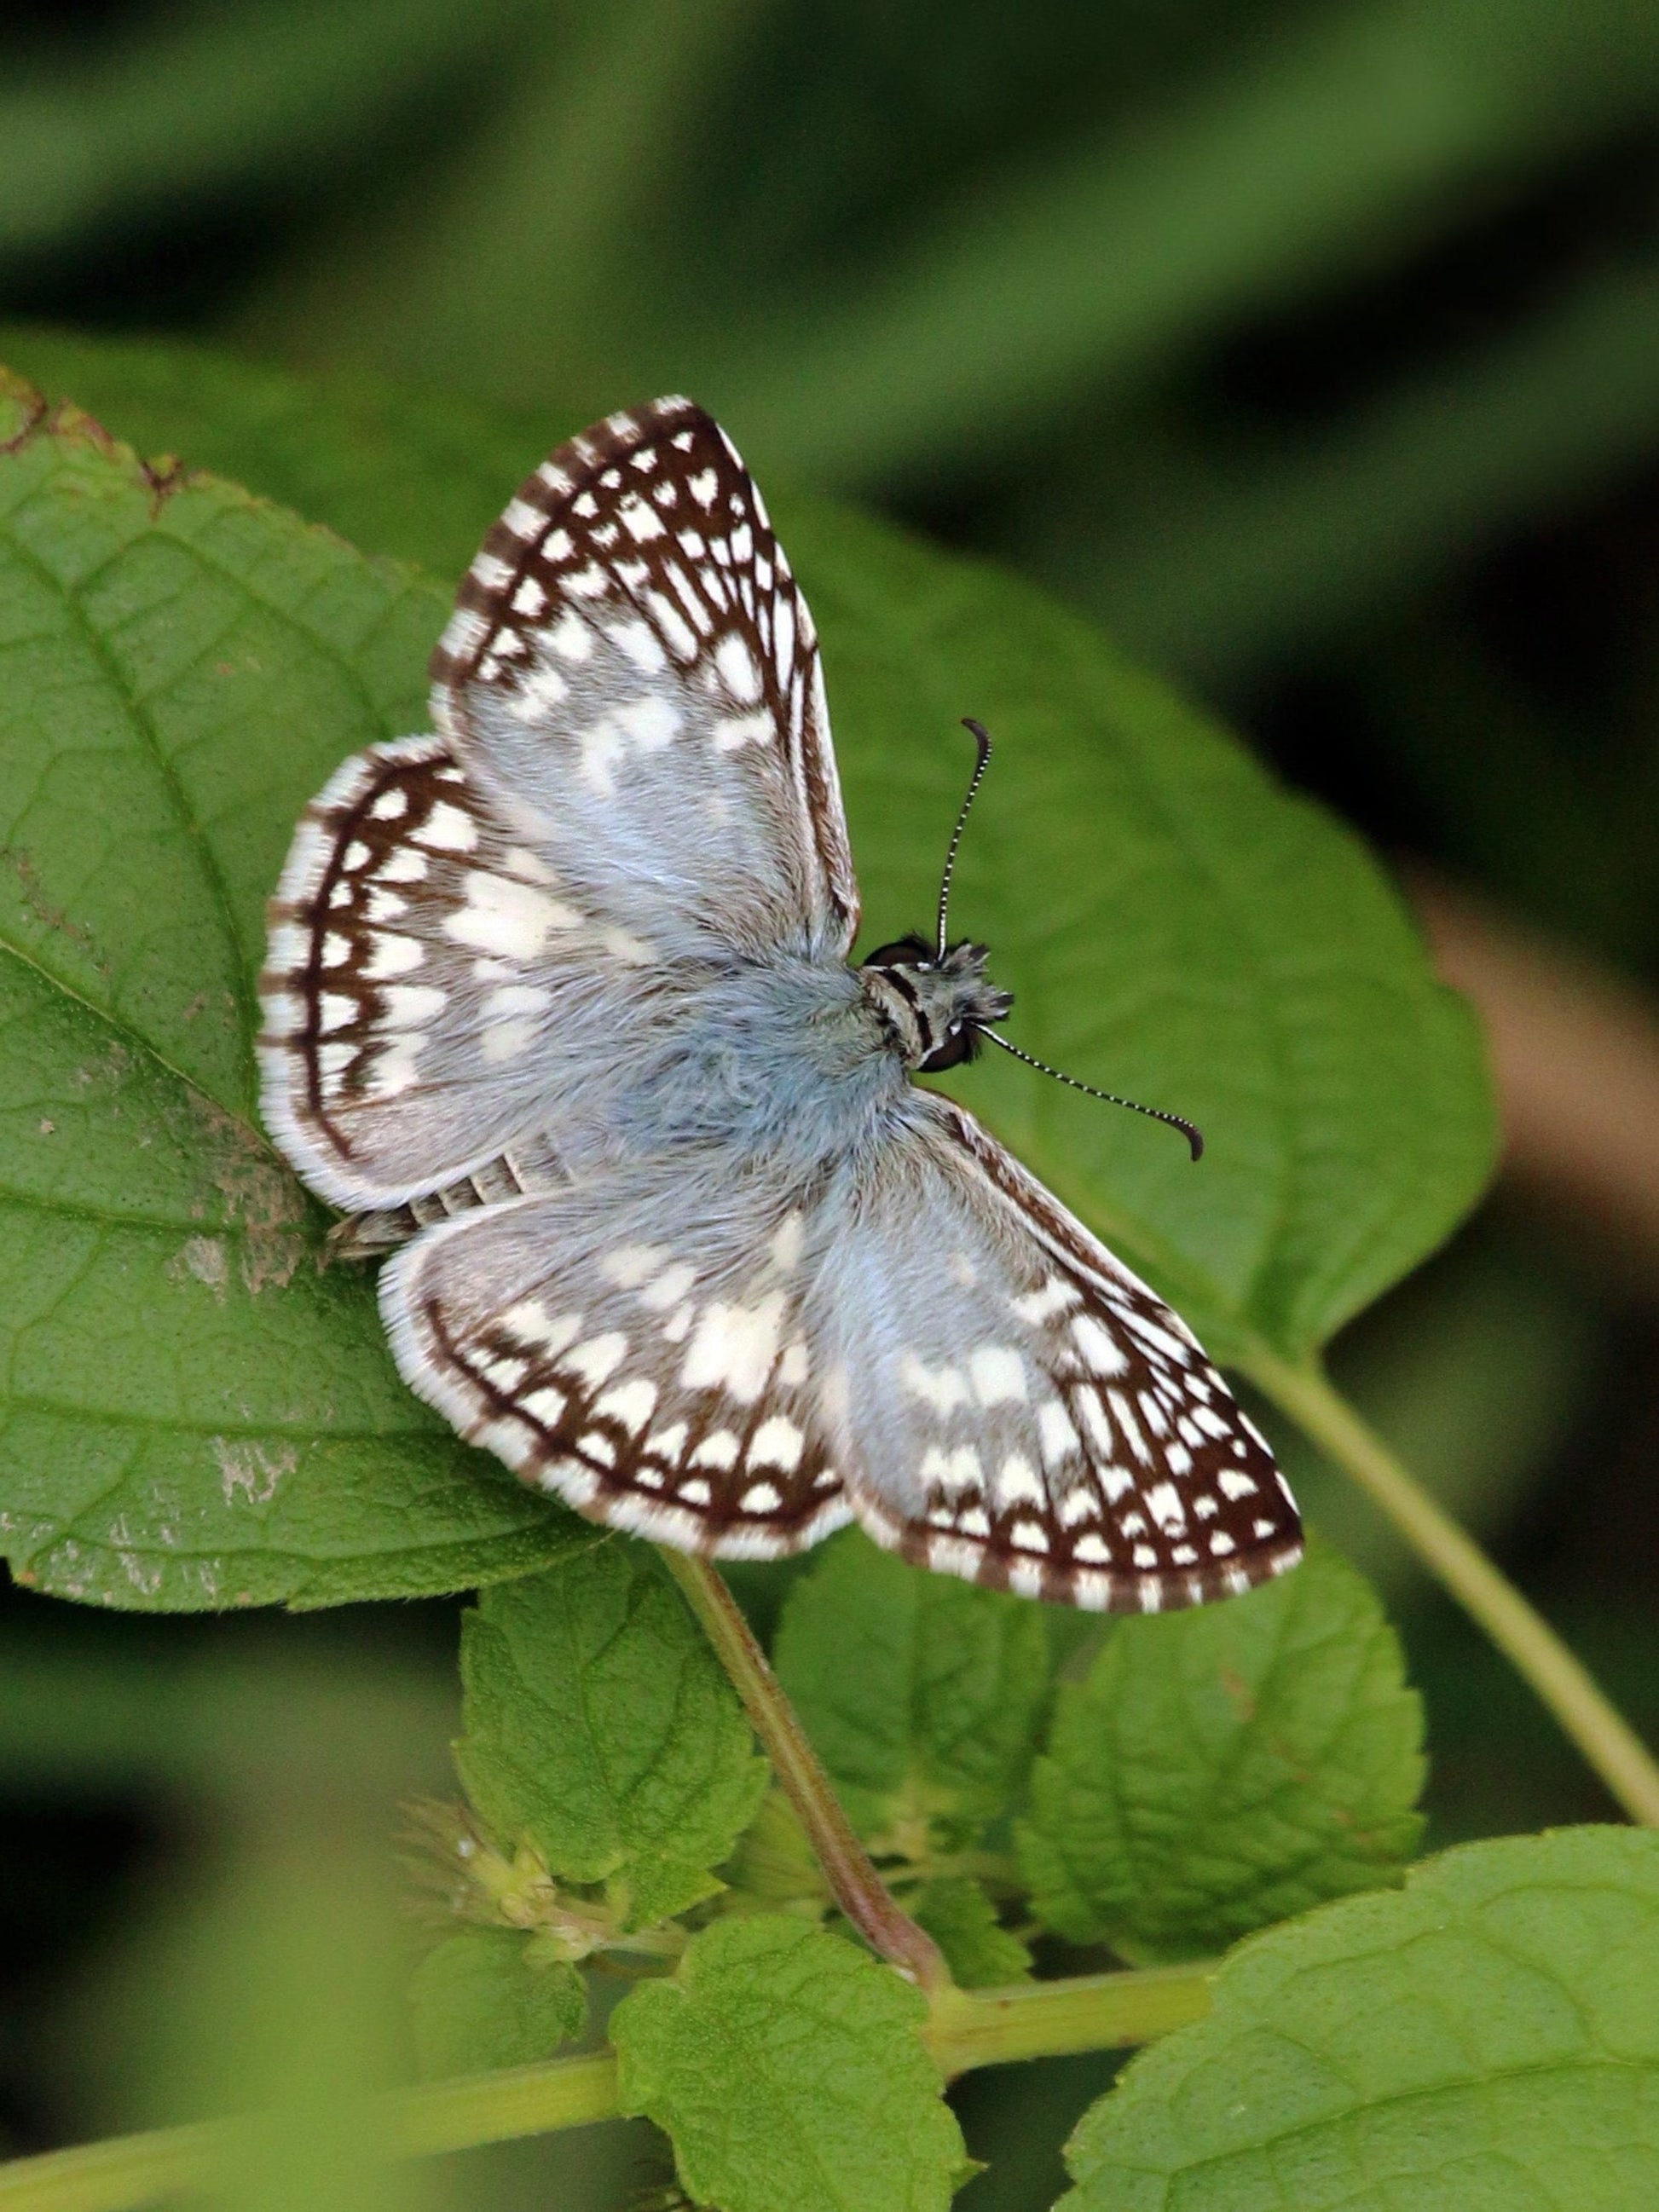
(118, 1551), (164, 1597)
(185, 1094), (309, 1293)
(166, 1233), (229, 1301)
(213, 1437), (298, 1507)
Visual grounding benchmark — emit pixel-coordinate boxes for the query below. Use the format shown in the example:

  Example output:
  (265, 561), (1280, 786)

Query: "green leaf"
(0, 326), (546, 585)
(0, 375), (585, 1608)
(408, 1929), (585, 2080)
(1019, 1545), (1424, 1961)
(454, 1546), (768, 1927)
(773, 1530), (1051, 1847)
(1062, 1827), (1659, 2212)
(911, 1878), (1032, 1990)
(611, 1915), (968, 2212)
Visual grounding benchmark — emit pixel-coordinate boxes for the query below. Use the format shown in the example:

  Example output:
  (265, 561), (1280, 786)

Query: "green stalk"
(924, 1964), (1212, 2076)
(1252, 1352), (1659, 1826)
(0, 1966), (1211, 2209)
(0, 2121), (223, 2212)
(656, 1547), (950, 1991)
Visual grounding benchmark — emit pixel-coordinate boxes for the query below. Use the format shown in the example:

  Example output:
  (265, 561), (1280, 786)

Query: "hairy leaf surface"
(612, 1915), (968, 2212)
(1063, 1828), (1659, 2210)
(455, 1548), (767, 1927)
(1020, 1545), (1424, 1961)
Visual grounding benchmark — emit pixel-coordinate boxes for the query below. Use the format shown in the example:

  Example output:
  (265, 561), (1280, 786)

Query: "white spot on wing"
(1014, 1277), (1081, 1325)
(413, 802), (478, 852)
(899, 1354), (970, 1414)
(1038, 1400), (1081, 1468)
(602, 1245), (669, 1289)
(920, 1444), (983, 1495)
(442, 874), (578, 957)
(751, 1416), (804, 1472)
(362, 934), (423, 979)
(595, 1378), (656, 1433)
(1071, 1313), (1130, 1377)
(994, 1453), (1044, 1510)
(679, 1292), (786, 1404)
(969, 1346), (1026, 1406)
(566, 1333), (627, 1389)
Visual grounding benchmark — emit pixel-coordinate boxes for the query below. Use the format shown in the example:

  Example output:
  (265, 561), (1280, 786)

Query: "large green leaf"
(0, 326), (546, 585)
(1018, 1545), (1424, 1962)
(7, 333), (1494, 1356)
(1062, 1827), (1659, 2211)
(0, 377), (585, 1606)
(0, 337), (1494, 1612)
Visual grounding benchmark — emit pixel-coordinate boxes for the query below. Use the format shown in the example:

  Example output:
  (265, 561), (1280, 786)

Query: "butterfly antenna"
(975, 1026), (1205, 1160)
(936, 718), (994, 958)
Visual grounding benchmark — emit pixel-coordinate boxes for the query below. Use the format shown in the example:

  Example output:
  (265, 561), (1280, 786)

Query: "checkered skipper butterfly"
(259, 398), (1301, 1612)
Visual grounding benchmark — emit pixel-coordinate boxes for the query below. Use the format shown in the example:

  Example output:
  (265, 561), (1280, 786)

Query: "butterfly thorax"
(858, 935), (1013, 1072)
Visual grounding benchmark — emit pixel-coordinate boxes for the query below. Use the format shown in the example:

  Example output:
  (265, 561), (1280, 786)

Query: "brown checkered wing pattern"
(429, 395), (858, 963)
(815, 1098), (1304, 1613)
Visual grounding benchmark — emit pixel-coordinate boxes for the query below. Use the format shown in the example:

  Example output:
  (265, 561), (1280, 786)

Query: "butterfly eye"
(862, 936), (933, 970)
(917, 1025), (976, 1074)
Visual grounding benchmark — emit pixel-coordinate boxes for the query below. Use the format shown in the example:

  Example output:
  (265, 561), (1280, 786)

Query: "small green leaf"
(455, 1546), (768, 1928)
(611, 1915), (968, 2212)
(911, 1878), (1032, 1990)
(0, 377), (584, 1608)
(408, 1929), (585, 2079)
(1019, 1545), (1424, 1961)
(773, 1530), (1051, 1847)
(1063, 1827), (1659, 2212)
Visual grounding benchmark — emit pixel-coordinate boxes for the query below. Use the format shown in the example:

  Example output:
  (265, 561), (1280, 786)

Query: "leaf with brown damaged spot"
(184, 1094), (308, 1296)
(0, 367), (588, 1609)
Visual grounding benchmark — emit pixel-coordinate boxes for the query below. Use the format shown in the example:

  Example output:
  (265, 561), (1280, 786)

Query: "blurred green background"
(3, 0), (1659, 2204)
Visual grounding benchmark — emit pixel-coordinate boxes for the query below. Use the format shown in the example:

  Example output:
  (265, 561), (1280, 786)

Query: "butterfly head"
(859, 933), (1013, 1072)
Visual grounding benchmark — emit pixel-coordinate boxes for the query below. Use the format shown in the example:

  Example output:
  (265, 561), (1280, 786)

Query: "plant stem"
(0, 1965), (1212, 2209)
(0, 2119), (223, 2212)
(924, 1963), (1212, 2076)
(383, 2050), (620, 2157)
(1253, 1350), (1659, 1826)
(656, 1547), (951, 1991)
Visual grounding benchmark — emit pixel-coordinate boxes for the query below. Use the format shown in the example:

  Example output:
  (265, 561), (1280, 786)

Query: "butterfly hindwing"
(379, 1158), (852, 1558)
(812, 1098), (1302, 1611)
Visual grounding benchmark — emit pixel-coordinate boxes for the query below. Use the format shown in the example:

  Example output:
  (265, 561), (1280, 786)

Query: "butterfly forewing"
(431, 395), (858, 962)
(814, 1099), (1300, 1611)
(260, 398), (860, 1209)
(259, 735), (676, 1210)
